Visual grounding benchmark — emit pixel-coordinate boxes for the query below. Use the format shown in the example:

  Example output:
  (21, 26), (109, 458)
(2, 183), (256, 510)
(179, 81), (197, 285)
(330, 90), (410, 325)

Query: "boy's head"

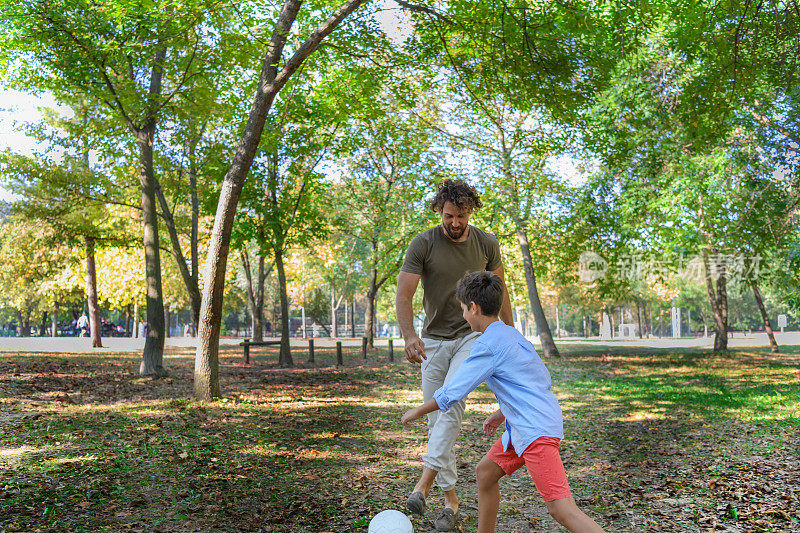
(455, 271), (503, 318)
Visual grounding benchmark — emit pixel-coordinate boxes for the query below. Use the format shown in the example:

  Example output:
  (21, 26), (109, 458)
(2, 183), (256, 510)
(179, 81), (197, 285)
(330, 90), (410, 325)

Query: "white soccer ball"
(368, 509), (414, 533)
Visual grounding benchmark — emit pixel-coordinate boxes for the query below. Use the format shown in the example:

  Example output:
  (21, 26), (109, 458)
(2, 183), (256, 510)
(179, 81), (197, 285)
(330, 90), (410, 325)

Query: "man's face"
(440, 201), (470, 241)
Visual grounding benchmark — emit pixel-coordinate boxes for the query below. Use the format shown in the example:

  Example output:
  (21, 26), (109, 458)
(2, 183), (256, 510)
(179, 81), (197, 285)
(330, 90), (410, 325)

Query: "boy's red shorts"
(487, 436), (572, 502)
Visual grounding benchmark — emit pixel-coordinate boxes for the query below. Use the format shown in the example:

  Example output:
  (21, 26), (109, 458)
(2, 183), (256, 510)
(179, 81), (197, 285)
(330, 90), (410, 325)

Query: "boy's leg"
(544, 497), (604, 533)
(475, 455), (505, 533)
(521, 437), (604, 533)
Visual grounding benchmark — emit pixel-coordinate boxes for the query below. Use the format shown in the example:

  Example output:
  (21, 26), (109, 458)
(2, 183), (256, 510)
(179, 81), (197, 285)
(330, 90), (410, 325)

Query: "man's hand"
(483, 409), (505, 435)
(404, 335), (426, 363)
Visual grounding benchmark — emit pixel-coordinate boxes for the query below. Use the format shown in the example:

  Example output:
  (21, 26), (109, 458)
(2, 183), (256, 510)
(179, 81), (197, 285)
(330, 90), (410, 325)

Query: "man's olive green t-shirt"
(401, 225), (502, 340)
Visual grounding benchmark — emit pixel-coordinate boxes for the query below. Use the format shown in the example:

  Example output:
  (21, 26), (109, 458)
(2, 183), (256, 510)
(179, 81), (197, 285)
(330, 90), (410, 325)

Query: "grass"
(0, 343), (798, 532)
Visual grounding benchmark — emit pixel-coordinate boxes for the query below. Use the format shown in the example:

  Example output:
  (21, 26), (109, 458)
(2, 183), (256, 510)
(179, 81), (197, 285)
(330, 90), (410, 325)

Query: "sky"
(0, 88), (73, 202)
(0, 88), (68, 155)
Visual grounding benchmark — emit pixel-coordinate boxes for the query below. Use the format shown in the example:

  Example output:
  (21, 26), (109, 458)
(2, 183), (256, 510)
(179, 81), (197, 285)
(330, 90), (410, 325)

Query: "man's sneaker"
(405, 491), (426, 516)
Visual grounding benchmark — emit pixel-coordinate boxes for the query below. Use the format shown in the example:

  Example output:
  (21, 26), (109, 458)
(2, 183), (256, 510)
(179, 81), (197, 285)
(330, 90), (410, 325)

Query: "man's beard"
(443, 224), (465, 240)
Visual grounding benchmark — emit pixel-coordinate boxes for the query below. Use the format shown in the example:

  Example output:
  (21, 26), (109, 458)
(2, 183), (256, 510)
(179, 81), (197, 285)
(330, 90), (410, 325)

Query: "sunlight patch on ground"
(45, 454), (100, 466)
(468, 403), (499, 414)
(0, 445), (41, 459)
(256, 393), (425, 409)
(616, 411), (668, 422)
(239, 443), (342, 461)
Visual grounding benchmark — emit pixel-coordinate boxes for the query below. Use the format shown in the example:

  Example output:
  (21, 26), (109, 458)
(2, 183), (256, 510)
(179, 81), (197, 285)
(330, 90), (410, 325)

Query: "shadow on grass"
(1, 398), (417, 532)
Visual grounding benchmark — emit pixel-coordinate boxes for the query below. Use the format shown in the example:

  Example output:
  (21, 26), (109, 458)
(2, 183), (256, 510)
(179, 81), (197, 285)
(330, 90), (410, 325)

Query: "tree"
(94, 245), (146, 334)
(237, 245), (273, 342)
(193, 0), (369, 399)
(1, 134), (137, 346)
(409, 81), (566, 355)
(583, 31), (798, 351)
(335, 104), (437, 348)
(397, 0), (622, 355)
(1, 0), (229, 375)
(234, 83), (334, 366)
(153, 37), (250, 336)
(0, 217), (76, 335)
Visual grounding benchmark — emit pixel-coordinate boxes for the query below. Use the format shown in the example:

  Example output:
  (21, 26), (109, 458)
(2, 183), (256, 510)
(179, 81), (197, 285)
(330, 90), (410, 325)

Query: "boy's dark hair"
(455, 271), (503, 316)
(430, 179), (482, 213)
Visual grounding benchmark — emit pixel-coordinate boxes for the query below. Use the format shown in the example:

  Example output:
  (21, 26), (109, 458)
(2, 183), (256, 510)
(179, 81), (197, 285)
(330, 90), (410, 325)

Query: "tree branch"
(394, 0), (454, 25)
(744, 106), (800, 152)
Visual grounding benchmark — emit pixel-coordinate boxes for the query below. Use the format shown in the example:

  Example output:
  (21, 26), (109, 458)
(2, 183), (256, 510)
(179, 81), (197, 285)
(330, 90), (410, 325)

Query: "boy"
(401, 271), (603, 533)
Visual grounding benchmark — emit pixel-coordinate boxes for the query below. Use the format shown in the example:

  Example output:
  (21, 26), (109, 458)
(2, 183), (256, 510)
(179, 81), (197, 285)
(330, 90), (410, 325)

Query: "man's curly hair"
(430, 179), (483, 213)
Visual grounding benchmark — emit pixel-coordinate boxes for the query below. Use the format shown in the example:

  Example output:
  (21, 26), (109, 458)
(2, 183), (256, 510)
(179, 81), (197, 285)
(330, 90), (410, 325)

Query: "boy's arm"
(433, 346), (495, 413)
(401, 399), (439, 426)
(483, 409), (505, 435)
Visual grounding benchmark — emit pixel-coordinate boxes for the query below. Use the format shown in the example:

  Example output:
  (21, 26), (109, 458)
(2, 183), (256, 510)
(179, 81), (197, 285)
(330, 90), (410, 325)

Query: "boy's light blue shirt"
(433, 320), (563, 455)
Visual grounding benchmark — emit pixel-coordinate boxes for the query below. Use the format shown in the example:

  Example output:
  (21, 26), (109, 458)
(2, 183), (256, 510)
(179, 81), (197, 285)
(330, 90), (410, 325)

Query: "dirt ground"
(0, 343), (798, 532)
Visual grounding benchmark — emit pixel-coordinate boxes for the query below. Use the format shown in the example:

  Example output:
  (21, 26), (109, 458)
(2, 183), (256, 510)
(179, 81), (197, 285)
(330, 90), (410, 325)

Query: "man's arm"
(491, 264), (514, 326)
(396, 270), (426, 363)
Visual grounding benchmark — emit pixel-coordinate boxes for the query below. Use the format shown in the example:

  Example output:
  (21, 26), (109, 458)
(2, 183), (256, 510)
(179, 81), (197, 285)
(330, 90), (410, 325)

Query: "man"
(396, 179), (513, 531)
(77, 313), (89, 338)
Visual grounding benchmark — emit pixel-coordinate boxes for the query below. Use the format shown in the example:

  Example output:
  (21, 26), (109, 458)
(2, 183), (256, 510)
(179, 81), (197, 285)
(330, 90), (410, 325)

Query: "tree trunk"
(85, 236), (103, 348)
(255, 256), (268, 341)
(241, 249), (268, 342)
(752, 282), (779, 353)
(155, 181), (201, 340)
(193, 0), (367, 401)
(275, 248), (293, 367)
(365, 269), (378, 349)
(21, 307), (32, 337)
(165, 310), (171, 338)
(252, 304), (264, 342)
(331, 282), (338, 338)
(137, 130), (167, 377)
(515, 222), (559, 356)
(351, 296), (356, 337)
(189, 147), (201, 334)
(635, 299), (644, 338)
(608, 308), (615, 339)
(52, 303), (58, 337)
(702, 248), (728, 351)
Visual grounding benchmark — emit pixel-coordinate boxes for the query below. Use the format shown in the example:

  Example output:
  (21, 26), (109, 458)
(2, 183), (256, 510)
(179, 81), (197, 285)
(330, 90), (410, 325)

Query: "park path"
(0, 331), (796, 353)
(0, 336), (398, 353)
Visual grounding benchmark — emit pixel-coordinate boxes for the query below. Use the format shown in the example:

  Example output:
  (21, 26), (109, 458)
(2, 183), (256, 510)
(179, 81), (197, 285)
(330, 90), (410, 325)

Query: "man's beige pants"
(420, 331), (480, 491)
